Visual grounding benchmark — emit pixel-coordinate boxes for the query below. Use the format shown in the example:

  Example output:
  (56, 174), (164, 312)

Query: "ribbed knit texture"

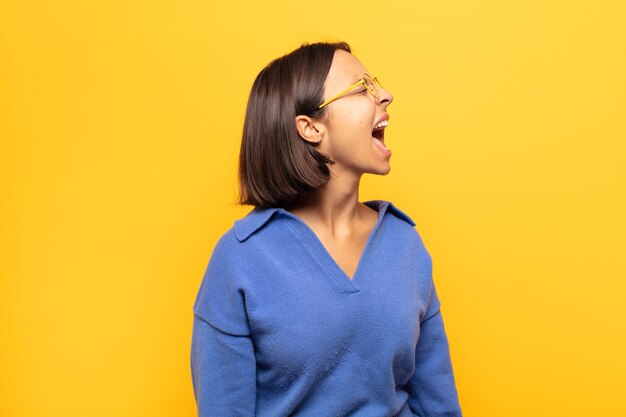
(191, 200), (462, 417)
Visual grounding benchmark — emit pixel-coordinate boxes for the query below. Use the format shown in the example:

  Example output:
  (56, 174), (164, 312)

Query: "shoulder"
(232, 206), (284, 243)
(204, 206), (283, 257)
(368, 199), (432, 255)
(365, 199), (416, 227)
(367, 199), (424, 236)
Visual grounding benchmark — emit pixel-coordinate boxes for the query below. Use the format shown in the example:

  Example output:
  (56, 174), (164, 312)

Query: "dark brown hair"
(235, 41), (352, 209)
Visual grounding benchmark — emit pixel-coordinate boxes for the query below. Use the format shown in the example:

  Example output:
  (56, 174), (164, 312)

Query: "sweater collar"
(234, 199), (416, 242)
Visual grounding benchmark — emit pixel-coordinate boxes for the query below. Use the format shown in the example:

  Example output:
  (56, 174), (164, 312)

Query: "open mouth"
(372, 119), (388, 145)
(372, 125), (389, 152)
(372, 127), (385, 143)
(371, 118), (390, 155)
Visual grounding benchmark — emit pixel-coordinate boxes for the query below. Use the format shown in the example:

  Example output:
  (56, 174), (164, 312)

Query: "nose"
(377, 87), (393, 107)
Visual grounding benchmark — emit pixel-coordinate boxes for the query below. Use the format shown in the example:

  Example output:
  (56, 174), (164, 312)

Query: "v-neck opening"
(279, 200), (389, 293)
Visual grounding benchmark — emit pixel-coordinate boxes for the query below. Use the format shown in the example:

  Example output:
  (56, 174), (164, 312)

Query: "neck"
(283, 171), (369, 237)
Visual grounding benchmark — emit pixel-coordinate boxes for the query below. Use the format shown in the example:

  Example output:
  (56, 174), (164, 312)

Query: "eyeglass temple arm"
(318, 79), (366, 109)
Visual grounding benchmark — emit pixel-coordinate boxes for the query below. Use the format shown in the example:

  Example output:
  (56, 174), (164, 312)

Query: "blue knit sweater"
(191, 200), (462, 416)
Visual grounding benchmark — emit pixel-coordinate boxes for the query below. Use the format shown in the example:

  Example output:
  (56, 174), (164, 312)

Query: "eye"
(358, 88), (368, 95)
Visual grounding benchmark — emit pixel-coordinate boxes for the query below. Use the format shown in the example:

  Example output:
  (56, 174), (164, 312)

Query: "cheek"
(344, 107), (375, 135)
(334, 119), (370, 147)
(325, 104), (376, 150)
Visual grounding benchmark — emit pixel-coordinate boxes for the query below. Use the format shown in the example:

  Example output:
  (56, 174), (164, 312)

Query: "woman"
(191, 41), (463, 417)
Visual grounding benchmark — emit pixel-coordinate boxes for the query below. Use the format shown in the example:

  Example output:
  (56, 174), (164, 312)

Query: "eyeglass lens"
(364, 74), (381, 97)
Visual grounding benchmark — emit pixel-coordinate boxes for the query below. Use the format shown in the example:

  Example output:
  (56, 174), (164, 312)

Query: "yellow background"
(2, 0), (625, 415)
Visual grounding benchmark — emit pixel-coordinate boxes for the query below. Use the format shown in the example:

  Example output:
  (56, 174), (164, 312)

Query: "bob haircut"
(236, 41), (352, 209)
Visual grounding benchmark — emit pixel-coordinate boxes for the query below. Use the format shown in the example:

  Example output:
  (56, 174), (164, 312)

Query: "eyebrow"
(352, 73), (369, 84)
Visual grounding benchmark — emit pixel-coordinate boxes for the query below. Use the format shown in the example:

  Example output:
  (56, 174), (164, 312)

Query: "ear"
(295, 115), (323, 145)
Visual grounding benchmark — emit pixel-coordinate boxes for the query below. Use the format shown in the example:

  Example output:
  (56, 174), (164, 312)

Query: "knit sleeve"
(191, 315), (256, 417)
(193, 235), (250, 336)
(190, 234), (256, 416)
(405, 278), (463, 417)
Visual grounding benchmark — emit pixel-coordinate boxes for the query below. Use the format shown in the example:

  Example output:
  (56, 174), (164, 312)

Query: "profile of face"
(296, 49), (394, 177)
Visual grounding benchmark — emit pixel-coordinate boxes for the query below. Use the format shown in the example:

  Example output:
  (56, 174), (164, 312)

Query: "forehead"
(325, 50), (369, 87)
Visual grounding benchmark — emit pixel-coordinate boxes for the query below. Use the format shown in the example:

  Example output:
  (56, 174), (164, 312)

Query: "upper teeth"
(373, 120), (388, 130)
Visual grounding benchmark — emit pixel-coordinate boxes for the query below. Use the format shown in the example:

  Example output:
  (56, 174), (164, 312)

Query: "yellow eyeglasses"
(318, 73), (383, 109)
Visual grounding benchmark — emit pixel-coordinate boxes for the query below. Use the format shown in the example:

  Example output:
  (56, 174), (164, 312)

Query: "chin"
(367, 163), (391, 176)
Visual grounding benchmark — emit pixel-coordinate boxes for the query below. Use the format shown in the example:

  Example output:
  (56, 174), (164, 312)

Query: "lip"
(373, 113), (390, 130)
